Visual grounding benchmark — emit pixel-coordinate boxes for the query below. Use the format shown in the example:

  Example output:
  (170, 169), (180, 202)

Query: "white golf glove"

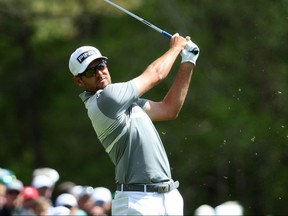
(181, 36), (200, 65)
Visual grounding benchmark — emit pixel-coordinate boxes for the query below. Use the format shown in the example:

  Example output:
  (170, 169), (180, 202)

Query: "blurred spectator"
(53, 206), (71, 215)
(91, 187), (112, 215)
(214, 201), (243, 215)
(0, 168), (114, 216)
(31, 175), (55, 215)
(18, 186), (39, 215)
(21, 186), (39, 201)
(0, 179), (23, 216)
(31, 196), (50, 216)
(75, 186), (94, 215)
(0, 183), (6, 209)
(32, 168), (59, 185)
(31, 168), (59, 204)
(31, 175), (54, 200)
(55, 193), (87, 215)
(194, 201), (244, 216)
(71, 185), (84, 198)
(89, 205), (106, 216)
(194, 204), (215, 215)
(56, 181), (76, 196)
(0, 169), (16, 185)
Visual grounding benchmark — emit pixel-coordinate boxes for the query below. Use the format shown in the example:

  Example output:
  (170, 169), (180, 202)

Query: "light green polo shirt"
(80, 80), (171, 184)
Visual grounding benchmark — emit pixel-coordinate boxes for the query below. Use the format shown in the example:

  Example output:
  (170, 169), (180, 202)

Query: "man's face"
(5, 190), (22, 208)
(74, 59), (111, 92)
(37, 187), (52, 199)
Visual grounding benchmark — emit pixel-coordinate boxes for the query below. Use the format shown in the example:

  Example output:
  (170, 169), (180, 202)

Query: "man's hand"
(181, 37), (200, 65)
(170, 33), (188, 52)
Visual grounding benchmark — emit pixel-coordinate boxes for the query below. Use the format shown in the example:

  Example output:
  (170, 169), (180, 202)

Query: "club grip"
(162, 31), (172, 39)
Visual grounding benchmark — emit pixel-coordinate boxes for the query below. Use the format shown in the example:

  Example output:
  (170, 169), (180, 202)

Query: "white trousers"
(112, 189), (183, 215)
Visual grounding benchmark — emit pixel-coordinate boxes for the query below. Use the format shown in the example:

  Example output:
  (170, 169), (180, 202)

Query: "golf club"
(104, 0), (199, 55)
(104, 0), (172, 38)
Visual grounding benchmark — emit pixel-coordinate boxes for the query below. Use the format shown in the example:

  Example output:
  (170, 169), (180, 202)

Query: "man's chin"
(99, 79), (111, 87)
(96, 82), (108, 90)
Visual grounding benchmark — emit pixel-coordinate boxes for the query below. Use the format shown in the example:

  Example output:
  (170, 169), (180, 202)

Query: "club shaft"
(104, 0), (172, 39)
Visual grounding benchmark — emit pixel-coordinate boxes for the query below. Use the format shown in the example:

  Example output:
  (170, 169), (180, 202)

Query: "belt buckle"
(157, 183), (170, 193)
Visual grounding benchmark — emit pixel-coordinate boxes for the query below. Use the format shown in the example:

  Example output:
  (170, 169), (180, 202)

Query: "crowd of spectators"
(0, 167), (112, 216)
(194, 201), (244, 215)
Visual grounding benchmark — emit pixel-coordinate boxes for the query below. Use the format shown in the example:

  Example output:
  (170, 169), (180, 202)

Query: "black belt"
(116, 180), (179, 193)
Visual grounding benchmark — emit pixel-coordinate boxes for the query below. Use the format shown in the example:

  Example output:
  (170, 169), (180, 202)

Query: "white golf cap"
(6, 179), (23, 192)
(194, 204), (215, 215)
(55, 193), (77, 208)
(53, 206), (71, 215)
(69, 46), (107, 76)
(92, 187), (112, 203)
(31, 175), (54, 189)
(32, 168), (59, 184)
(214, 201), (243, 215)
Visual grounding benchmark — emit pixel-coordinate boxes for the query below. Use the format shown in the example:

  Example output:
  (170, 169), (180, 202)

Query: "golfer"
(68, 33), (199, 215)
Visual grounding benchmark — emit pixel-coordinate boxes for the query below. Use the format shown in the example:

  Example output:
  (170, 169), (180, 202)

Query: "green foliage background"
(0, 0), (287, 214)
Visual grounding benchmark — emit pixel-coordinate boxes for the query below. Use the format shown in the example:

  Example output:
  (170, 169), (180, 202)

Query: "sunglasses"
(78, 60), (107, 78)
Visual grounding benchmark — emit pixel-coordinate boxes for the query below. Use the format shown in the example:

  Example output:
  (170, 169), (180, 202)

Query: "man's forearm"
(134, 34), (187, 97)
(143, 38), (199, 121)
(147, 47), (182, 82)
(162, 62), (194, 118)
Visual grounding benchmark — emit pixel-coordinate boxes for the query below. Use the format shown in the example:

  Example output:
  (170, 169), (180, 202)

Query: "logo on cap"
(77, 50), (97, 64)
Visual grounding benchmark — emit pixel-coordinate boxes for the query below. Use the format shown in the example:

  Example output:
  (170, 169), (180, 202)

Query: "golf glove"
(181, 37), (200, 65)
